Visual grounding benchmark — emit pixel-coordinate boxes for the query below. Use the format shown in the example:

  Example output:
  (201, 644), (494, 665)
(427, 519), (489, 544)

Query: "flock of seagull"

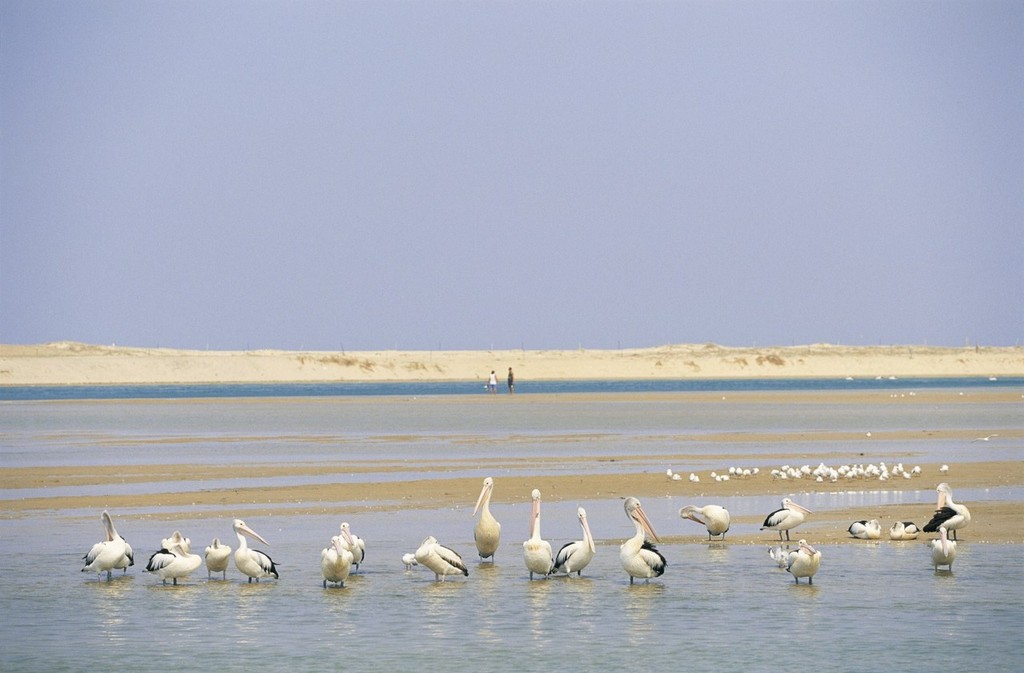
(82, 470), (971, 587)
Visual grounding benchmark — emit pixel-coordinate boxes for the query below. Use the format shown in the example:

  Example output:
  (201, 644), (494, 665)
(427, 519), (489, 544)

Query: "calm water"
(1, 388), (1022, 672)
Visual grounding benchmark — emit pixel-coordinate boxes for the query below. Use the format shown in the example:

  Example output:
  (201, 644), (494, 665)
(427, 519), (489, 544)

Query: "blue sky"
(2, 0), (1021, 350)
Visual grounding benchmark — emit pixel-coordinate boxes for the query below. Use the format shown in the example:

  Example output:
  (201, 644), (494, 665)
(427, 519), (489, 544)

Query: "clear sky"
(2, 1), (1021, 351)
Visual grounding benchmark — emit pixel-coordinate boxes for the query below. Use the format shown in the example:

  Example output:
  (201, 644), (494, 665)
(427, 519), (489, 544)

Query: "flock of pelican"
(82, 479), (971, 587)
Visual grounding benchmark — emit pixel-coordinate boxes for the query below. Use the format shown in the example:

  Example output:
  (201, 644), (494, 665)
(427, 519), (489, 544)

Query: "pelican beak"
(342, 528), (354, 547)
(635, 504), (660, 543)
(239, 522), (269, 545)
(581, 516), (596, 554)
(790, 501), (813, 514)
(530, 497), (540, 538)
(940, 529), (950, 556)
(473, 483), (489, 516)
(936, 490), (946, 510)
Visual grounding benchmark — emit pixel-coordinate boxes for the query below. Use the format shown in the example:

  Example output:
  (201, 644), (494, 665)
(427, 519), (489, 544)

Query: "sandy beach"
(2, 341), (1022, 385)
(2, 343), (1021, 544)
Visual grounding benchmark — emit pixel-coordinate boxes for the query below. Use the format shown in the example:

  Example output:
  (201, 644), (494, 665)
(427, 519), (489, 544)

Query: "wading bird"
(321, 535), (354, 588)
(620, 497), (665, 584)
(523, 489), (554, 579)
(551, 507), (596, 577)
(761, 498), (812, 541)
(232, 519), (279, 583)
(145, 542), (202, 585)
(786, 539), (821, 584)
(930, 526), (957, 571)
(414, 536), (468, 582)
(923, 483), (970, 540)
(679, 504), (731, 540)
(472, 477), (501, 562)
(204, 538), (231, 579)
(82, 510), (133, 580)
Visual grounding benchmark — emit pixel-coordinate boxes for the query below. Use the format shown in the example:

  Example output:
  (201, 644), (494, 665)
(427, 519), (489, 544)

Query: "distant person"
(488, 370), (497, 393)
(507, 367), (515, 394)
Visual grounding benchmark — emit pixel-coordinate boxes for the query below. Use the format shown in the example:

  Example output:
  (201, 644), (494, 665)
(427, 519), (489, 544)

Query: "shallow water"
(1, 390), (1022, 672)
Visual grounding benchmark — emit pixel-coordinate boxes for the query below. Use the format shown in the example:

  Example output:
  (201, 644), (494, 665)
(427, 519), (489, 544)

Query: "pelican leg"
(629, 576), (635, 585)
(808, 577), (813, 585)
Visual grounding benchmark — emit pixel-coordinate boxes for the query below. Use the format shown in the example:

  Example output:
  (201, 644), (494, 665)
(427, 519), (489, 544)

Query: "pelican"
(786, 539), (821, 584)
(339, 522), (366, 570)
(888, 521), (920, 540)
(761, 498), (812, 541)
(848, 519), (882, 540)
(161, 530), (191, 555)
(620, 497), (665, 584)
(472, 477), (501, 562)
(204, 538), (232, 579)
(414, 536), (468, 582)
(232, 519), (278, 582)
(321, 535), (354, 588)
(145, 542), (202, 585)
(82, 510), (133, 580)
(522, 489), (554, 579)
(930, 526), (957, 571)
(923, 483), (970, 540)
(551, 507), (596, 577)
(679, 504), (731, 540)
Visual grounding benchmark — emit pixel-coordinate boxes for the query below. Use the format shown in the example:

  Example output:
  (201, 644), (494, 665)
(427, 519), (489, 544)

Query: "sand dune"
(2, 341), (1021, 385)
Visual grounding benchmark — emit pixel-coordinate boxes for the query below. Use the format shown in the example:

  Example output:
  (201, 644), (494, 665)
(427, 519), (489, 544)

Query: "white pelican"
(402, 553), (418, 570)
(232, 519), (279, 582)
(679, 504), (731, 540)
(321, 535), (354, 588)
(339, 522), (366, 570)
(414, 536), (468, 582)
(620, 497), (665, 584)
(786, 539), (821, 584)
(522, 489), (554, 579)
(888, 521), (920, 540)
(161, 530), (191, 555)
(145, 542), (202, 585)
(472, 477), (501, 562)
(551, 507), (596, 577)
(204, 538), (232, 578)
(760, 498), (812, 541)
(82, 510), (133, 580)
(923, 483), (970, 540)
(930, 526), (957, 571)
(848, 519), (882, 540)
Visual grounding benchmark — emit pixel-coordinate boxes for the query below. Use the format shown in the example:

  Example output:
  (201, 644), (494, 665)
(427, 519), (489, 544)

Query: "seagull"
(971, 434), (998, 442)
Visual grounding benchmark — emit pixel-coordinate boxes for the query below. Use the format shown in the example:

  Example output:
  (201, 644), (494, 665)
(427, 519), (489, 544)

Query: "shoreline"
(2, 341), (1022, 386)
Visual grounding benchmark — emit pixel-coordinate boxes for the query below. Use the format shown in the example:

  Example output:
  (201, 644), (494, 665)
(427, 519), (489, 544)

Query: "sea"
(1, 377), (1022, 672)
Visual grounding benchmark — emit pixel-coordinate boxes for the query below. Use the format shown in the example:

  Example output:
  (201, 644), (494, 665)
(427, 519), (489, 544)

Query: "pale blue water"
(1, 387), (1022, 672)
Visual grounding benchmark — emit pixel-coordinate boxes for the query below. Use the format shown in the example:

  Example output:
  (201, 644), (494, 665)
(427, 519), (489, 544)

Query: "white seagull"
(930, 526), (957, 571)
(402, 553), (418, 570)
(848, 519), (882, 540)
(761, 498), (812, 541)
(145, 542), (202, 585)
(472, 477), (501, 562)
(923, 483), (971, 540)
(620, 497), (666, 584)
(550, 507), (596, 577)
(232, 519), (279, 582)
(82, 510), (133, 580)
(522, 489), (554, 579)
(414, 536), (468, 582)
(786, 539), (821, 584)
(679, 504), (731, 540)
(204, 538), (232, 579)
(321, 535), (354, 588)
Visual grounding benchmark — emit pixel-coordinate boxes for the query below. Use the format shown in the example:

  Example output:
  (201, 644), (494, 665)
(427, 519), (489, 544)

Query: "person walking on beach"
(507, 367), (515, 394)
(488, 370), (497, 394)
